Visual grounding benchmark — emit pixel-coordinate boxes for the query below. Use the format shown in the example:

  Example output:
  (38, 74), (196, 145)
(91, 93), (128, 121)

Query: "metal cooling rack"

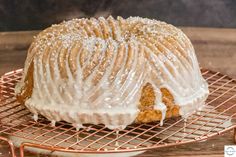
(0, 69), (236, 157)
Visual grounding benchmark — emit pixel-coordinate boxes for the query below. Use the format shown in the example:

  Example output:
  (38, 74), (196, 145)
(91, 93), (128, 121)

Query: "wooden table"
(0, 27), (236, 157)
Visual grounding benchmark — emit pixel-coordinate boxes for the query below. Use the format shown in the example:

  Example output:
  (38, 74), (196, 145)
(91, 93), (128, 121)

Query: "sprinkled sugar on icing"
(16, 16), (209, 130)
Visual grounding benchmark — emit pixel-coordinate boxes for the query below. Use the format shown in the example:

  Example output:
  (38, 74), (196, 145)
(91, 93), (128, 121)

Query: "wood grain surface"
(0, 27), (236, 157)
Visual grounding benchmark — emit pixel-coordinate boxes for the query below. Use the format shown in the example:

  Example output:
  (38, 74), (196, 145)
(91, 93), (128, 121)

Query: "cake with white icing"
(15, 16), (209, 130)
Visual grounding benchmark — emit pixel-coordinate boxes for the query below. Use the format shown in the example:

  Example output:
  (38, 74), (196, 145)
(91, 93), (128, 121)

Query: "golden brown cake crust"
(15, 16), (209, 130)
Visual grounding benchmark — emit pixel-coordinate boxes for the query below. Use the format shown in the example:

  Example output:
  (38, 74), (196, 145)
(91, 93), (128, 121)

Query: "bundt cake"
(15, 16), (209, 130)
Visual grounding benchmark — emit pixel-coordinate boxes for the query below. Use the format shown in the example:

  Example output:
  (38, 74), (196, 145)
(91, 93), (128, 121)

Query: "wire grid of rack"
(0, 68), (236, 157)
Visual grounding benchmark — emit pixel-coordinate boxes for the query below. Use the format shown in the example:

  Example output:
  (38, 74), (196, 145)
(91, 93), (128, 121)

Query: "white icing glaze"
(154, 102), (167, 126)
(51, 120), (56, 127)
(16, 16), (209, 130)
(33, 114), (38, 122)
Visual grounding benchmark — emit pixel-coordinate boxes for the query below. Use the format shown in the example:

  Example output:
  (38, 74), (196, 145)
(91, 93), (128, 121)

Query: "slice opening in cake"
(136, 83), (179, 124)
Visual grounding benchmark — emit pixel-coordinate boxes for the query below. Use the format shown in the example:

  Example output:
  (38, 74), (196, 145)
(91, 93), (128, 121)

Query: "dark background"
(0, 0), (236, 31)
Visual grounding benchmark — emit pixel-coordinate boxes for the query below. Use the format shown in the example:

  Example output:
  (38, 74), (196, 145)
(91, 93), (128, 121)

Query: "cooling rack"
(0, 68), (236, 157)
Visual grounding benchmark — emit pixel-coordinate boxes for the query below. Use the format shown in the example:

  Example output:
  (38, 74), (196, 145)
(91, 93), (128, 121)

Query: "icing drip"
(151, 83), (167, 126)
(115, 130), (119, 147)
(73, 123), (84, 131)
(154, 102), (167, 126)
(51, 120), (56, 127)
(16, 16), (209, 130)
(33, 114), (38, 122)
(183, 118), (187, 136)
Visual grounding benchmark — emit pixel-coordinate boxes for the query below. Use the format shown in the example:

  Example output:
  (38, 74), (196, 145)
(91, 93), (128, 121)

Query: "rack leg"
(8, 141), (16, 157)
(0, 136), (16, 157)
(234, 128), (236, 144)
(20, 144), (25, 157)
